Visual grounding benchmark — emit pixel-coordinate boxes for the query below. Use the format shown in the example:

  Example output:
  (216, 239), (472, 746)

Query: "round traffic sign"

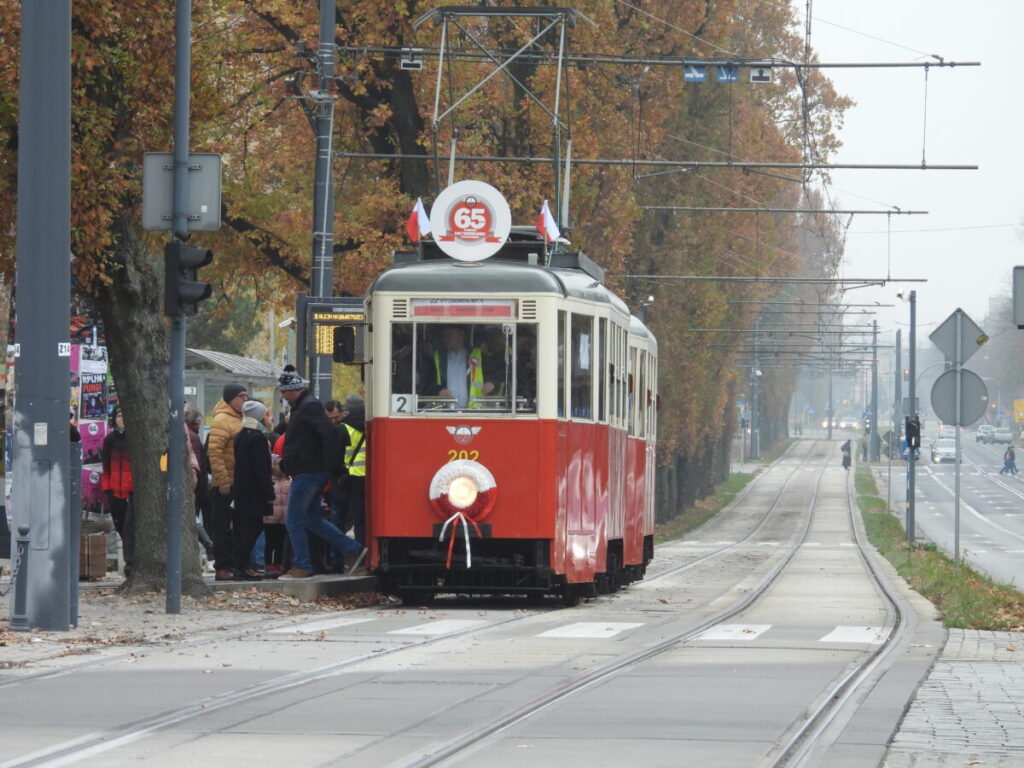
(930, 369), (988, 427)
(429, 180), (511, 262)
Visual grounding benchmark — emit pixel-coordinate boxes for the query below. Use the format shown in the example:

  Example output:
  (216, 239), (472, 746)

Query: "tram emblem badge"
(446, 425), (482, 445)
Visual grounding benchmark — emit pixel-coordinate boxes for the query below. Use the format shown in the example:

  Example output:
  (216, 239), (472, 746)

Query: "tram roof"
(370, 250), (630, 314)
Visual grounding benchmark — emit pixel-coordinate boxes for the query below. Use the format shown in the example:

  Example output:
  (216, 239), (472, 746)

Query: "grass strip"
(655, 472), (755, 544)
(855, 466), (1024, 631)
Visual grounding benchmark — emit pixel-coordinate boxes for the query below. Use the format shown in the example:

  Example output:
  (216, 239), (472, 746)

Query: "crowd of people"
(99, 366), (368, 582)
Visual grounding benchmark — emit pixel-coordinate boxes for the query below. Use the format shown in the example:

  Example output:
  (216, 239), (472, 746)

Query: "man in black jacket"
(276, 367), (366, 580)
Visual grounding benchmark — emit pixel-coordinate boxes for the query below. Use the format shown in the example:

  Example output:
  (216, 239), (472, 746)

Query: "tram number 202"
(448, 449), (480, 462)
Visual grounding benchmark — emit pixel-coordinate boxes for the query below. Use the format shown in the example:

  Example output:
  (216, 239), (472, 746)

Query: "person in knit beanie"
(207, 382), (248, 580)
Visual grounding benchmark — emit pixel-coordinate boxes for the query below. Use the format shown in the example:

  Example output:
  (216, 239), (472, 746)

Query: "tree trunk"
(92, 217), (207, 597)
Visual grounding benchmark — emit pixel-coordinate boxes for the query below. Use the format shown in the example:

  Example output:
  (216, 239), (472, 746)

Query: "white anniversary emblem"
(429, 180), (511, 262)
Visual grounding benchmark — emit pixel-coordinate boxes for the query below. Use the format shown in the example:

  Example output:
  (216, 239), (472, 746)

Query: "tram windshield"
(390, 322), (537, 414)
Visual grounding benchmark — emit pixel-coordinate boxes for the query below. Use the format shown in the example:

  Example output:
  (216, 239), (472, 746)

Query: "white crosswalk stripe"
(268, 616), (377, 634)
(538, 622), (644, 639)
(819, 625), (888, 644)
(388, 619), (489, 636)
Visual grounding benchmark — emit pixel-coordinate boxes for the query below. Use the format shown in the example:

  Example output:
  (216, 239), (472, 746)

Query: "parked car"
(976, 424), (994, 443)
(931, 438), (957, 463)
(837, 415), (860, 430)
(991, 427), (1014, 445)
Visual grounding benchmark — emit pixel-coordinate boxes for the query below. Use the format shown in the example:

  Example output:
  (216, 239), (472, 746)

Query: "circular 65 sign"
(429, 180), (511, 262)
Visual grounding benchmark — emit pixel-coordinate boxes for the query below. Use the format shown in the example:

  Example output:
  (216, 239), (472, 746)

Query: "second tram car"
(362, 226), (657, 604)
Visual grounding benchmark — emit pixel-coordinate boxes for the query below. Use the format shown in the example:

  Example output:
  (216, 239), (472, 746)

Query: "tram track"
(765, 462), (914, 767)
(3, 442), (825, 766)
(4, 439), (919, 767)
(0, 439), (815, 692)
(375, 441), (838, 768)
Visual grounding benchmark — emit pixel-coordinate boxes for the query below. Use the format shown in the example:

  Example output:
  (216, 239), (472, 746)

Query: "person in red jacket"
(101, 407), (134, 577)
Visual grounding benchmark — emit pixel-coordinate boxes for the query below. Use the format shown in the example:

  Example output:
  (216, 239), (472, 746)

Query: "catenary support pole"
(309, 0), (337, 399)
(11, 0), (73, 631)
(166, 0), (192, 614)
(907, 291), (917, 546)
(869, 320), (879, 460)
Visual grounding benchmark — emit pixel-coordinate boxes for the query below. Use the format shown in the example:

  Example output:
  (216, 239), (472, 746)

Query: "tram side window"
(628, 346), (638, 435)
(570, 313), (593, 419)
(598, 318), (607, 422)
(557, 311), (566, 417)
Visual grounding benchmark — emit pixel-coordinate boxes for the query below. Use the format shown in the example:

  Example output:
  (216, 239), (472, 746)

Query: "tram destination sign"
(429, 180), (512, 262)
(412, 298), (515, 318)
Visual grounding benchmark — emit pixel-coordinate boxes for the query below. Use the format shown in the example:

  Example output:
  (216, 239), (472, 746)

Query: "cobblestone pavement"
(883, 630), (1024, 767)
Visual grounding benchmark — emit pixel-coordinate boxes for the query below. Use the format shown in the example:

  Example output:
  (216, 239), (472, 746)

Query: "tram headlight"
(447, 476), (479, 508)
(429, 459), (497, 522)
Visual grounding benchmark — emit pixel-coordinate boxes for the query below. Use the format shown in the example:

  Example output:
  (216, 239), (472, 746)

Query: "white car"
(976, 425), (994, 443)
(931, 438), (957, 463)
(991, 427), (1014, 445)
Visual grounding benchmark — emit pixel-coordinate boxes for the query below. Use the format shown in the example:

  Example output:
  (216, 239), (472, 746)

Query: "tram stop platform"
(69, 570), (378, 603)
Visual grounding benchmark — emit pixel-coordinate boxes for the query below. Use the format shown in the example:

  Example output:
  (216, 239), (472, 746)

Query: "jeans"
(286, 471), (362, 572)
(250, 530), (266, 566)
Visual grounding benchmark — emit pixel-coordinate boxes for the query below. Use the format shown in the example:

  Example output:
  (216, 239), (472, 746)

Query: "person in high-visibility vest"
(430, 326), (495, 408)
(325, 394), (368, 573)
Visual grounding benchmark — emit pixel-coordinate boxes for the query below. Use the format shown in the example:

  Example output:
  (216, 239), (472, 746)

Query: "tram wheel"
(561, 585), (582, 607)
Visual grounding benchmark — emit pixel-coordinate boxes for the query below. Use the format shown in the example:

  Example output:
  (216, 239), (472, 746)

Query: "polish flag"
(536, 199), (560, 243)
(405, 198), (431, 243)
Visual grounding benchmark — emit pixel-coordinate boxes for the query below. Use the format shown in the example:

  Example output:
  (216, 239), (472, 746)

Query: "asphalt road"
(879, 428), (1024, 588)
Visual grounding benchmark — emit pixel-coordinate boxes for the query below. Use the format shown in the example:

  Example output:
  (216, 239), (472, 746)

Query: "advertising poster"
(80, 372), (107, 421)
(105, 372), (118, 419)
(80, 420), (106, 466)
(70, 344), (81, 415)
(80, 344), (108, 374)
(81, 467), (105, 514)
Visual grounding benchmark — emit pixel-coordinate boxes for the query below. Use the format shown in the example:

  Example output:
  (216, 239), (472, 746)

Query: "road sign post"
(930, 308), (989, 567)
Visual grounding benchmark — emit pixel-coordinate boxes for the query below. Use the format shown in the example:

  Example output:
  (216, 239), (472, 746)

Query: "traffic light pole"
(165, 0), (192, 614)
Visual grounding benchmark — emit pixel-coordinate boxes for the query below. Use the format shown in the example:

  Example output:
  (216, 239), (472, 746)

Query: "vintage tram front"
(363, 197), (656, 604)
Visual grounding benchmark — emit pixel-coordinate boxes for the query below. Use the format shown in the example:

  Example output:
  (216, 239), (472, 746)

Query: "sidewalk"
(868, 462), (1024, 766)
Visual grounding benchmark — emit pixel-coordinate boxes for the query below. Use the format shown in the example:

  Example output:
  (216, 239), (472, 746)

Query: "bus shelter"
(185, 348), (283, 424)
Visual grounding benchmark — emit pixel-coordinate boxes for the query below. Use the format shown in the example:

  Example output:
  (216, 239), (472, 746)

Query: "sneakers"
(346, 548), (369, 575)
(265, 564), (285, 577)
(278, 568), (313, 581)
(214, 570), (235, 581)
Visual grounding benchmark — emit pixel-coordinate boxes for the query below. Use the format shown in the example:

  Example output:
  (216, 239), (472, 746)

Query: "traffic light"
(164, 240), (213, 316)
(905, 415), (921, 449)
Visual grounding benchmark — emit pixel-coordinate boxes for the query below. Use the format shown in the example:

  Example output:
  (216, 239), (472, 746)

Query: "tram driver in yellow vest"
(431, 325), (495, 408)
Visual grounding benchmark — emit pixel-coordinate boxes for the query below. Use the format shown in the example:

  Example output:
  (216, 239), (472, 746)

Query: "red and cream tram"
(362, 187), (657, 604)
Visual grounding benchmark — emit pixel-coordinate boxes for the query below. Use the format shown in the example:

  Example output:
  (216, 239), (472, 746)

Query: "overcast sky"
(803, 0), (1022, 340)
